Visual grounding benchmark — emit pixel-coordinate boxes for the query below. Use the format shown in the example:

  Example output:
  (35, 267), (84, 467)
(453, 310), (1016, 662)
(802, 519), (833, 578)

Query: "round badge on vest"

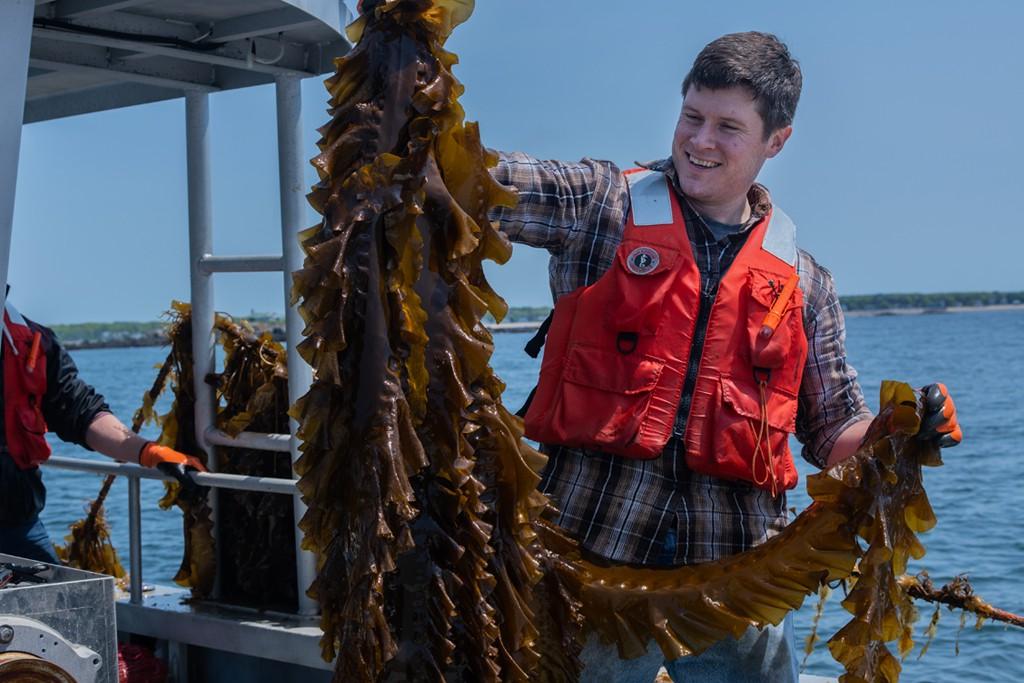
(626, 246), (660, 275)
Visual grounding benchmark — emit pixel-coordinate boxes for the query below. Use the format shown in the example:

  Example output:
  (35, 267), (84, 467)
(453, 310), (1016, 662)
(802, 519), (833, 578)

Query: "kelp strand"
(153, 302), (298, 608)
(899, 573), (1024, 628)
(292, 0), (543, 680)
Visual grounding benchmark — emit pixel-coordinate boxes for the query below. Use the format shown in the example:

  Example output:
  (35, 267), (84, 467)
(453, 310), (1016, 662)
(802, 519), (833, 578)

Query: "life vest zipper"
(673, 279), (719, 437)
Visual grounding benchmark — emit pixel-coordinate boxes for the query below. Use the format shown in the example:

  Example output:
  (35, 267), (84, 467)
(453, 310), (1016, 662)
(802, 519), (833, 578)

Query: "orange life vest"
(2, 303), (51, 470)
(523, 169), (807, 493)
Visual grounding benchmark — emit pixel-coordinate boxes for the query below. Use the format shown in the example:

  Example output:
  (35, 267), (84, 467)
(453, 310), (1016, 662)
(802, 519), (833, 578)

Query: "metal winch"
(0, 554), (115, 683)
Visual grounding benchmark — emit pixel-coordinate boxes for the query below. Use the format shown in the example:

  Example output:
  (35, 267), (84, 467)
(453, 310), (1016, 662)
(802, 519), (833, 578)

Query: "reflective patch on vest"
(626, 170), (673, 226)
(626, 246), (660, 275)
(762, 206), (798, 265)
(2, 303), (27, 355)
(4, 302), (27, 328)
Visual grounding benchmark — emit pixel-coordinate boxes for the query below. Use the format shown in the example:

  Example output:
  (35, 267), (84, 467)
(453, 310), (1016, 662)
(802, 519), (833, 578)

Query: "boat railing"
(43, 452), (302, 608)
(43, 74), (321, 619)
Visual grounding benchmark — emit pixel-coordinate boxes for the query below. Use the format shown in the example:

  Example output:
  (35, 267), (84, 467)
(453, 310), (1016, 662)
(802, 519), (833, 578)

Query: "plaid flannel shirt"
(490, 152), (871, 566)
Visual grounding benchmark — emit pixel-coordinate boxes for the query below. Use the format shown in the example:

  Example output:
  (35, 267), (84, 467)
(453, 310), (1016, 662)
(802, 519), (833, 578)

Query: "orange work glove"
(139, 443), (207, 471)
(139, 443), (208, 499)
(917, 383), (962, 448)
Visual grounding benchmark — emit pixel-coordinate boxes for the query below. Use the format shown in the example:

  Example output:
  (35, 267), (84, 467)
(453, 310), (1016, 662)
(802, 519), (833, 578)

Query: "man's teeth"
(688, 155), (720, 168)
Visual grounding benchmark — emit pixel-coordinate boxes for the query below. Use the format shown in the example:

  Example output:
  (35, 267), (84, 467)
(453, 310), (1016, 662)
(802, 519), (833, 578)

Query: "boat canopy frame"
(0, 0), (355, 619)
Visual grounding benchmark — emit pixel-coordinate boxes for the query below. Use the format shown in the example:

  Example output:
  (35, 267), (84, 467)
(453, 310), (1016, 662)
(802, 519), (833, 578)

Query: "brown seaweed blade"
(539, 382), (942, 683)
(56, 474), (125, 578)
(150, 303), (301, 609)
(154, 302), (216, 595)
(292, 1), (546, 681)
(207, 316), (298, 609)
(825, 383), (935, 683)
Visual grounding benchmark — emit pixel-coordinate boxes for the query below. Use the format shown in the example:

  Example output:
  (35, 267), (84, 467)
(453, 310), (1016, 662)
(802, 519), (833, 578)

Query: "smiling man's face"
(671, 84), (791, 223)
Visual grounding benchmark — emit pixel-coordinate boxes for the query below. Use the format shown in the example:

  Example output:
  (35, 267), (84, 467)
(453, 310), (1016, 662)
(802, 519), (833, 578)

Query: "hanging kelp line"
(291, 0), (546, 679)
(151, 302), (216, 596)
(58, 303), (300, 610)
(289, 2), (1021, 683)
(153, 302), (299, 610)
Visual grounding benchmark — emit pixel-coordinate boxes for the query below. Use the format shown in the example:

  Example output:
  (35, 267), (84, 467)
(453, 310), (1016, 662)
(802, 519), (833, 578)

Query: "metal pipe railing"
(185, 90), (223, 600)
(44, 456), (299, 495)
(275, 73), (319, 616)
(43, 456), (300, 607)
(198, 255), (285, 274)
(204, 427), (291, 453)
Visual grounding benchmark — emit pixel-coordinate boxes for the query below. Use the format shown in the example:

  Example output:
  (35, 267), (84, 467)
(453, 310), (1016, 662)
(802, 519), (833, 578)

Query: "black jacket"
(0, 316), (110, 524)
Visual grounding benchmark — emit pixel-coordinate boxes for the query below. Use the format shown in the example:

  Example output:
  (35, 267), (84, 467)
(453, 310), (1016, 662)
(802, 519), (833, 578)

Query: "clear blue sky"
(11, 1), (1024, 324)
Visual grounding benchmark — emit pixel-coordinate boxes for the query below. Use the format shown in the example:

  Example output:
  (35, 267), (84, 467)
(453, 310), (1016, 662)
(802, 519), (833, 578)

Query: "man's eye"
(684, 113), (701, 123)
(721, 123), (739, 132)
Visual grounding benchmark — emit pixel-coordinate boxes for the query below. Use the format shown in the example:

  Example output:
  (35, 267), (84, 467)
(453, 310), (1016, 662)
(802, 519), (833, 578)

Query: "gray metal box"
(0, 553), (117, 683)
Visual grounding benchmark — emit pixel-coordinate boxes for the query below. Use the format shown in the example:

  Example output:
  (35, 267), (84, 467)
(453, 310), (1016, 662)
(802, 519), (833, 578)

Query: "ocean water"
(38, 309), (1023, 682)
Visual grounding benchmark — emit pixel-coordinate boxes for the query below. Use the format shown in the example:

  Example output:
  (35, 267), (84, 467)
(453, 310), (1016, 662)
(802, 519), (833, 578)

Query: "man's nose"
(691, 124), (715, 149)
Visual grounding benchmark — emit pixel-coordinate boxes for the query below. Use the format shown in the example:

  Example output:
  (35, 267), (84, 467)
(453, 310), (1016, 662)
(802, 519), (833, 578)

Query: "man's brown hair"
(682, 32), (802, 137)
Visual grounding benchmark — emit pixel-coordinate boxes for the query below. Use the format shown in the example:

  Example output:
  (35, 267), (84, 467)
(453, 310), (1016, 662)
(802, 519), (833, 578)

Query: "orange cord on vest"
(25, 331), (42, 373)
(750, 378), (779, 497)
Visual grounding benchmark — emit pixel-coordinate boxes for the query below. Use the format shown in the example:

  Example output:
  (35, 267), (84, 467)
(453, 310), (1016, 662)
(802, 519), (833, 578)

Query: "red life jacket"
(2, 303), (51, 470)
(523, 169), (807, 493)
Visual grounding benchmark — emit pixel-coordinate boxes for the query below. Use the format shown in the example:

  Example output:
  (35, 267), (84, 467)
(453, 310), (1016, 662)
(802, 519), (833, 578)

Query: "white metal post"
(274, 74), (319, 616)
(185, 90), (221, 596)
(186, 92), (217, 457)
(0, 0), (35, 314)
(128, 475), (143, 604)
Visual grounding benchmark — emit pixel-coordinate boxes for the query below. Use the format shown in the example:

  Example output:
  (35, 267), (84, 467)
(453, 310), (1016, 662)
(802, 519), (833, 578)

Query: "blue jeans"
(0, 514), (60, 564)
(579, 614), (799, 682)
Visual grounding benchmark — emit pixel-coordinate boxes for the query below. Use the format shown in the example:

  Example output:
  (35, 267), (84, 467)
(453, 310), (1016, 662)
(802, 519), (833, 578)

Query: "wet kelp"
(59, 304), (298, 610)
(153, 303), (297, 608)
(292, 3), (1003, 683)
(551, 382), (938, 683)
(292, 0), (546, 680)
(56, 475), (126, 578)
(208, 315), (298, 610)
(153, 303), (216, 595)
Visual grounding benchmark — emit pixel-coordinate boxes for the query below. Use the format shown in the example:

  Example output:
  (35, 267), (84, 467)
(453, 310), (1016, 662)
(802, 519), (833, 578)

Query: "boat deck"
(116, 585), (331, 682)
(117, 584), (836, 683)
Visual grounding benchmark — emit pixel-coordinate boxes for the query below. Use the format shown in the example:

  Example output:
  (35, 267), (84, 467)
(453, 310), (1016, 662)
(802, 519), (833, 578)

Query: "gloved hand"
(917, 383), (962, 448)
(139, 442), (208, 499)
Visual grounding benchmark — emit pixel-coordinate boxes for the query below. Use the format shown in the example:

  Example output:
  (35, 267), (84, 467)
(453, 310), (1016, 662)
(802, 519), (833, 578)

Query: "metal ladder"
(183, 81), (316, 616)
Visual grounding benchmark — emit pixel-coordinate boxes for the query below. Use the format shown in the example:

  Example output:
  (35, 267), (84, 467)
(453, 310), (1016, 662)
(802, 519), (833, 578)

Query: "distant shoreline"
(843, 303), (1024, 317)
(61, 303), (1023, 350)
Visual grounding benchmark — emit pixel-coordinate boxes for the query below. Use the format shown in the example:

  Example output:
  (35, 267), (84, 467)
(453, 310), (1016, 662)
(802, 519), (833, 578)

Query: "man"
(0, 297), (205, 564)
(491, 32), (961, 682)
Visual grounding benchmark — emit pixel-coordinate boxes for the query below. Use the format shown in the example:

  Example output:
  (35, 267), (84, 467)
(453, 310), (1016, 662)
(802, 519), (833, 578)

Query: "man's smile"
(687, 153), (721, 169)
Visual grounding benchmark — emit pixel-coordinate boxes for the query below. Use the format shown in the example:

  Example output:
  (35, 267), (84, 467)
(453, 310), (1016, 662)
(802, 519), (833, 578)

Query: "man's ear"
(766, 125), (793, 158)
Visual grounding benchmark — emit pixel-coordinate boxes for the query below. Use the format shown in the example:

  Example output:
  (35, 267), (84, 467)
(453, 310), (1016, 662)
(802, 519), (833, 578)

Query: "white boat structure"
(1, 1), (351, 681)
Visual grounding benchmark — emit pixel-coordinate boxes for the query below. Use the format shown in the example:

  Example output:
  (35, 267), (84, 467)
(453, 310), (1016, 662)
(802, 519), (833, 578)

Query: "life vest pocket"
(746, 267), (804, 390)
(18, 403), (47, 436)
(687, 373), (798, 491)
(545, 344), (665, 455)
(603, 240), (680, 336)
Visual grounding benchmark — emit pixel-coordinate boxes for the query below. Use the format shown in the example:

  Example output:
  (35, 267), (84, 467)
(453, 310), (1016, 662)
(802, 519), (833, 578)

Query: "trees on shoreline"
(840, 291), (1023, 311)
